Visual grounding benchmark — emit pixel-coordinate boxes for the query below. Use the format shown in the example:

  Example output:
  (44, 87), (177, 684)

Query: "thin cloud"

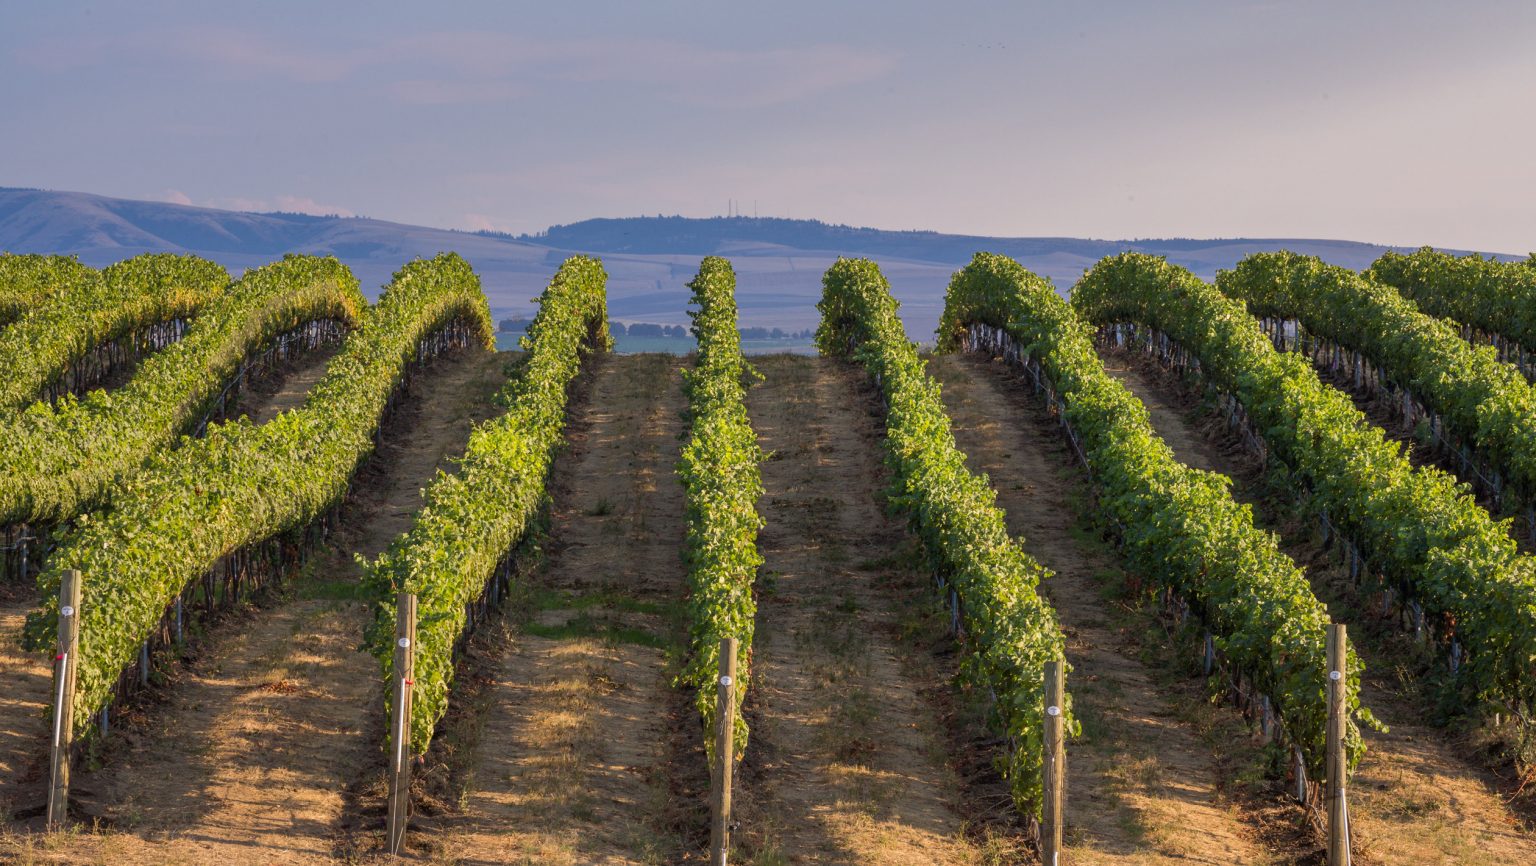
(391, 79), (530, 106)
(17, 26), (896, 108)
(387, 34), (898, 108)
(274, 196), (354, 217)
(367, 31), (898, 106)
(460, 213), (514, 233)
(533, 40), (898, 108)
(17, 26), (359, 82)
(207, 195), (355, 217)
(176, 32), (355, 82)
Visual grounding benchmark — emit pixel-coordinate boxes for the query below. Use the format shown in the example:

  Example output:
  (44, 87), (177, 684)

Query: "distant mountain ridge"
(0, 185), (547, 271)
(1, 186), (1519, 337)
(520, 214), (1438, 265)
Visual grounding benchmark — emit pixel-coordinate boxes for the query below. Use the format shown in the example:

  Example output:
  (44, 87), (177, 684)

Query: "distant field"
(495, 330), (817, 355)
(16, 188), (1524, 345)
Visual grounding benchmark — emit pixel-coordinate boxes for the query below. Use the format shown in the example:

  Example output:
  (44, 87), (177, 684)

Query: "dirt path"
(0, 599), (50, 821)
(1309, 365), (1535, 553)
(0, 345), (352, 826)
(1095, 362), (1227, 478)
(928, 354), (1273, 865)
(731, 355), (983, 866)
(1100, 352), (1536, 866)
(241, 346), (340, 424)
(427, 353), (689, 866)
(1, 348), (510, 865)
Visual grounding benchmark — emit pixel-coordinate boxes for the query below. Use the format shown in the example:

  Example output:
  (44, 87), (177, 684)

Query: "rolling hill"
(1, 186), (1518, 339)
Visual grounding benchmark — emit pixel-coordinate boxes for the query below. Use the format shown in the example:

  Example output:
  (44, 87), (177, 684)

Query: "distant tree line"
(618, 322), (689, 338)
(498, 317), (811, 341)
(739, 327), (813, 340)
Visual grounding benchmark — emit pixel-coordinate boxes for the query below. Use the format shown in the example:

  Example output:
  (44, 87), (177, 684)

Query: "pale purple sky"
(5, 1), (1534, 253)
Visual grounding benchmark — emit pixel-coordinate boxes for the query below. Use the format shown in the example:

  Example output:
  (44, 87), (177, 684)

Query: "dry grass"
(930, 353), (1282, 865)
(418, 353), (690, 865)
(731, 355), (987, 865)
(1102, 351), (1536, 865)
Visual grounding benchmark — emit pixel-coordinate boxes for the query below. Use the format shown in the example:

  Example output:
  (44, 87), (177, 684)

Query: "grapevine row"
(817, 256), (1069, 817)
(1073, 253), (1536, 723)
(1219, 252), (1536, 526)
(0, 253), (229, 411)
(677, 256), (764, 761)
(26, 254), (494, 735)
(1369, 247), (1536, 375)
(938, 252), (1368, 778)
(0, 254), (365, 528)
(0, 253), (86, 327)
(363, 256), (609, 751)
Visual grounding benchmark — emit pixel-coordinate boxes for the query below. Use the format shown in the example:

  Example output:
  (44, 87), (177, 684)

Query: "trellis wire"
(959, 321), (1323, 806)
(42, 317), (192, 405)
(1, 317), (356, 586)
(1099, 321), (1475, 687)
(438, 315), (609, 669)
(85, 316), (479, 742)
(1253, 315), (1534, 545)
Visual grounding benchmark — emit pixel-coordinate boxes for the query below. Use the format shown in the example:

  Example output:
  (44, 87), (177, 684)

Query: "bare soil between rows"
(930, 353), (1285, 866)
(1310, 364), (1536, 554)
(733, 355), (991, 865)
(0, 347), (511, 865)
(414, 352), (692, 866)
(1101, 349), (1536, 866)
(0, 340), (351, 828)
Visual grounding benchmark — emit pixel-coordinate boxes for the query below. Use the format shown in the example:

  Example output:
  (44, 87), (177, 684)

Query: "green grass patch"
(529, 586), (679, 619)
(523, 613), (671, 649)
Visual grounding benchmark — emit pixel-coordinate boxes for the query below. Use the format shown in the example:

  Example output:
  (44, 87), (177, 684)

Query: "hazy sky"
(4, 1), (1533, 253)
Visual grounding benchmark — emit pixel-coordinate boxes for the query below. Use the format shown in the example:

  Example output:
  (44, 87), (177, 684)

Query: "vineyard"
(0, 245), (1534, 866)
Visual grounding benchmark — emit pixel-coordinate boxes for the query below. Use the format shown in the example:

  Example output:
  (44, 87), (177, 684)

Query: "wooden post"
(1041, 660), (1065, 866)
(709, 637), (739, 866)
(386, 592), (417, 856)
(1326, 623), (1350, 866)
(47, 569), (82, 830)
